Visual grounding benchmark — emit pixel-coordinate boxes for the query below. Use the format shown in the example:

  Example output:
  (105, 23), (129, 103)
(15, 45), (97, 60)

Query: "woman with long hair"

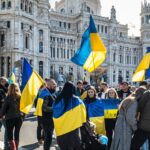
(110, 87), (145, 150)
(1, 83), (23, 150)
(104, 88), (120, 149)
(53, 81), (86, 150)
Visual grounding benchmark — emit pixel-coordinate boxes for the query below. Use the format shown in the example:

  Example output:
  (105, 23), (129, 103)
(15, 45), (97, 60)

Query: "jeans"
(37, 117), (44, 140)
(5, 117), (23, 141)
(2, 120), (9, 149)
(41, 118), (54, 150)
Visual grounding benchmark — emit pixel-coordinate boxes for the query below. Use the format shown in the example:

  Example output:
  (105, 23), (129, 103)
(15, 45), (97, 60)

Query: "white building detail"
(0, 0), (149, 86)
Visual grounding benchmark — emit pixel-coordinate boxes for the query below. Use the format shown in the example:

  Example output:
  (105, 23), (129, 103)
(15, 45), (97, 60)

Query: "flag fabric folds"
(53, 97), (86, 136)
(102, 99), (121, 119)
(8, 72), (16, 84)
(84, 99), (106, 135)
(132, 47), (150, 82)
(20, 59), (44, 114)
(71, 15), (107, 73)
(34, 88), (51, 116)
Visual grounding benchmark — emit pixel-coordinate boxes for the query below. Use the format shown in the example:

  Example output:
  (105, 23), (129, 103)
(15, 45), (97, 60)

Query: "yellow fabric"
(20, 71), (43, 114)
(90, 33), (107, 52)
(132, 53), (150, 82)
(90, 116), (106, 135)
(80, 91), (87, 100)
(104, 109), (118, 119)
(83, 51), (106, 73)
(53, 104), (86, 136)
(34, 98), (44, 116)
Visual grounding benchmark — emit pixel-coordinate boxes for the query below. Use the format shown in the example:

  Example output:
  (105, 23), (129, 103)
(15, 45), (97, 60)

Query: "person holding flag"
(53, 81), (86, 150)
(34, 79), (57, 150)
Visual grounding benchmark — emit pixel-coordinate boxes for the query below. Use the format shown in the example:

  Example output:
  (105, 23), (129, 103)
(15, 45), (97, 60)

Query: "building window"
(113, 53), (116, 62)
(39, 61), (43, 78)
(64, 22), (66, 28)
(69, 67), (73, 75)
(59, 66), (63, 74)
(7, 56), (11, 77)
(25, 35), (29, 49)
(1, 57), (4, 76)
(105, 26), (107, 34)
(119, 55), (123, 63)
(87, 6), (90, 13)
(39, 30), (43, 40)
(59, 22), (62, 27)
(113, 71), (116, 82)
(67, 50), (69, 59)
(50, 65), (54, 77)
(57, 48), (59, 58)
(68, 23), (71, 29)
(0, 33), (5, 47)
(29, 2), (32, 14)
(2, 1), (5, 9)
(21, 0), (23, 10)
(25, 0), (28, 12)
(101, 25), (104, 33)
(126, 71), (129, 81)
(97, 25), (100, 32)
(61, 48), (63, 58)
(39, 42), (43, 53)
(134, 56), (137, 65)
(53, 48), (55, 58)
(60, 8), (65, 13)
(126, 55), (129, 64)
(50, 47), (53, 58)
(120, 32), (123, 37)
(7, 1), (11, 8)
(7, 21), (10, 28)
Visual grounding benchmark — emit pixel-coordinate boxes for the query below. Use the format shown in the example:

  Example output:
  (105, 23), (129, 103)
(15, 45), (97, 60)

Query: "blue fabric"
(84, 99), (104, 117)
(53, 96), (83, 118)
(146, 47), (150, 53)
(71, 28), (91, 66)
(39, 88), (51, 99)
(101, 99), (121, 110)
(89, 15), (97, 33)
(21, 59), (32, 91)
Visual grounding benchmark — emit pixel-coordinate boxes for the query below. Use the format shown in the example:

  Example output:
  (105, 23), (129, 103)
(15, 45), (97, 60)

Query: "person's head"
(135, 87), (146, 102)
(83, 80), (88, 88)
(121, 81), (129, 92)
(107, 88), (119, 99)
(77, 80), (83, 90)
(62, 81), (76, 98)
(87, 86), (96, 99)
(0, 77), (8, 87)
(139, 81), (148, 88)
(8, 83), (21, 99)
(46, 79), (57, 90)
(100, 82), (108, 92)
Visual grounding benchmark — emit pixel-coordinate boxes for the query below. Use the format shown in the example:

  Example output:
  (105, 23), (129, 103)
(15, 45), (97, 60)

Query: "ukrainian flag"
(84, 99), (106, 135)
(132, 47), (150, 82)
(20, 59), (44, 114)
(71, 15), (107, 73)
(53, 97), (86, 136)
(34, 88), (51, 116)
(102, 99), (120, 119)
(8, 72), (16, 84)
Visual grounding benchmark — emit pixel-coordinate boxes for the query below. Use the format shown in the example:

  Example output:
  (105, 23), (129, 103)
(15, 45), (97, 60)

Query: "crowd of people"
(0, 76), (150, 150)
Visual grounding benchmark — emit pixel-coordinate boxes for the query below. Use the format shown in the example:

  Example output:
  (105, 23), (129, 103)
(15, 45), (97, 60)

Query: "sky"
(49, 0), (150, 36)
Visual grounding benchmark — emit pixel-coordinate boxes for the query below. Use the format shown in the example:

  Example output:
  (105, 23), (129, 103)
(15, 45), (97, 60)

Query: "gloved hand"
(99, 135), (108, 145)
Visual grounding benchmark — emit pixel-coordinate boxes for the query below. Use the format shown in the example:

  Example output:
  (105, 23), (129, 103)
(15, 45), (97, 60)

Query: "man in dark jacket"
(117, 81), (131, 100)
(0, 77), (9, 150)
(41, 79), (57, 150)
(130, 90), (150, 150)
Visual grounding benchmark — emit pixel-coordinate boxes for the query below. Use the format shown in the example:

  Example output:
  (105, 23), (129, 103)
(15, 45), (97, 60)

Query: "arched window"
(39, 61), (43, 78)
(87, 6), (90, 13)
(8, 1), (11, 8)
(20, 0), (24, 10)
(39, 30), (43, 40)
(29, 2), (32, 14)
(113, 53), (116, 62)
(39, 42), (43, 53)
(25, 0), (28, 12)
(60, 8), (65, 13)
(2, 1), (5, 9)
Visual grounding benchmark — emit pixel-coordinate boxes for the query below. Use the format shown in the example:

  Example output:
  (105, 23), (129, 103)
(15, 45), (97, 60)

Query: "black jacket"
(0, 84), (7, 110)
(117, 89), (131, 100)
(138, 90), (150, 132)
(1, 96), (21, 120)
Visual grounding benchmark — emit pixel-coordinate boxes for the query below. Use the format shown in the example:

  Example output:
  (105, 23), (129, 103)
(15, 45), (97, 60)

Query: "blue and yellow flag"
(34, 88), (51, 116)
(71, 15), (107, 73)
(84, 99), (106, 135)
(132, 47), (150, 82)
(102, 99), (121, 119)
(8, 72), (16, 84)
(20, 59), (44, 114)
(53, 97), (86, 136)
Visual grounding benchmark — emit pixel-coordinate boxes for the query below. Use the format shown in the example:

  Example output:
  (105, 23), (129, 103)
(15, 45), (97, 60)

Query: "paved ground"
(0, 111), (59, 150)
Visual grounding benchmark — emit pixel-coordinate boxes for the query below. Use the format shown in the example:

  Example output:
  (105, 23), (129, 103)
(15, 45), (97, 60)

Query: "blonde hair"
(8, 83), (21, 99)
(107, 88), (119, 99)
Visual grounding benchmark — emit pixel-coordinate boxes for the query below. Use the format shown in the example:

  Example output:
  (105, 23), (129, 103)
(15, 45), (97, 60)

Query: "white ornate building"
(0, 0), (149, 86)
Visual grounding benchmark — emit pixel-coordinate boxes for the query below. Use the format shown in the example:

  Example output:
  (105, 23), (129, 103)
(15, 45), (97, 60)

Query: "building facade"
(0, 0), (149, 86)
